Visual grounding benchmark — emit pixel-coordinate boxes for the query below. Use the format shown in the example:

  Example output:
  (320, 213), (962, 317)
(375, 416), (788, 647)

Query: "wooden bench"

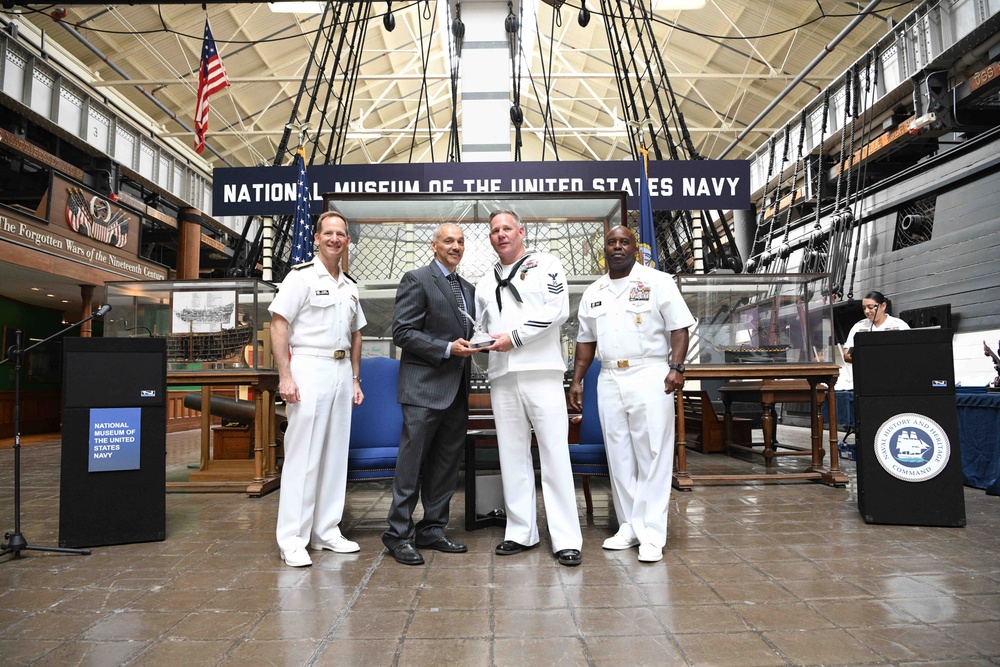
(682, 390), (752, 454)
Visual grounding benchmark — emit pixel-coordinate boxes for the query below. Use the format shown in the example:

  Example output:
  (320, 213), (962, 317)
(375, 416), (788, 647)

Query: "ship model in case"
(166, 303), (254, 362)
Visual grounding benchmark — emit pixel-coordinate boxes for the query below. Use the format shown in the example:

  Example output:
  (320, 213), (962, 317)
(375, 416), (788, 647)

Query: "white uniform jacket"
(576, 263), (695, 361)
(475, 251), (569, 380)
(269, 260), (366, 350)
(844, 314), (909, 351)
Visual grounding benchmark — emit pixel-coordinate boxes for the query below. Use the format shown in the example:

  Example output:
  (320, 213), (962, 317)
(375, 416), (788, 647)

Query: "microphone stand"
(0, 308), (109, 561)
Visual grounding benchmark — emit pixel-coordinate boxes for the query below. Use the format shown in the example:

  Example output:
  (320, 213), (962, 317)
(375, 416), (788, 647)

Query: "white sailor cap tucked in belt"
(293, 347), (348, 359)
(607, 357), (661, 369)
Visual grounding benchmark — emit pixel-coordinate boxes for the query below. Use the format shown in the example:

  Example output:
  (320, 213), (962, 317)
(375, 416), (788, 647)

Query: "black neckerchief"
(494, 252), (533, 312)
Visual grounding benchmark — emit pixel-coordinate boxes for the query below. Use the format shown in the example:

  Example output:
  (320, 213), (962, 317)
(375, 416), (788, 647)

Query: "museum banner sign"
(0, 173), (167, 280)
(212, 159), (750, 217)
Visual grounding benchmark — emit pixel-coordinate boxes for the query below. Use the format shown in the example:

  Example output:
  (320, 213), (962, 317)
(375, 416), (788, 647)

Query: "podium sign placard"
(60, 337), (167, 548)
(88, 408), (141, 472)
(853, 329), (966, 527)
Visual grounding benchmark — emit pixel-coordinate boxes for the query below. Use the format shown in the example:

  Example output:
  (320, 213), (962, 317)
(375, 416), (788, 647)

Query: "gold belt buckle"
(334, 350), (346, 360)
(617, 359), (629, 368)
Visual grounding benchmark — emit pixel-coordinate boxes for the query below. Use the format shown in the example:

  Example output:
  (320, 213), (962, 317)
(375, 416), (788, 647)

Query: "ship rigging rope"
(535, 3), (561, 160)
(407, 4), (438, 163)
(446, 2), (461, 162)
(782, 110), (809, 253)
(510, 0), (524, 161)
(801, 89), (831, 275)
(825, 66), (854, 297)
(846, 51), (880, 301)
(833, 64), (863, 298)
(602, 0), (646, 161)
(748, 137), (776, 272)
(761, 124), (791, 274)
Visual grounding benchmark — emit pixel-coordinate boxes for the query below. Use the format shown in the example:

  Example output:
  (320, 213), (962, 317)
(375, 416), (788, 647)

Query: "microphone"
(93, 304), (112, 317)
(869, 302), (880, 332)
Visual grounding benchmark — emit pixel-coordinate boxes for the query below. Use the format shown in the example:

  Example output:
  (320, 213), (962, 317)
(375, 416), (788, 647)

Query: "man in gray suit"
(383, 223), (481, 565)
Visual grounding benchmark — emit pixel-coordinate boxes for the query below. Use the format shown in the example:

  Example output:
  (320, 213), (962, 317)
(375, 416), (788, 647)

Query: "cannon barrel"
(183, 392), (288, 436)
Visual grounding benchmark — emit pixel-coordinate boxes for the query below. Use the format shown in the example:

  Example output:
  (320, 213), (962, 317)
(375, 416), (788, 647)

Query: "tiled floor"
(1, 427), (999, 666)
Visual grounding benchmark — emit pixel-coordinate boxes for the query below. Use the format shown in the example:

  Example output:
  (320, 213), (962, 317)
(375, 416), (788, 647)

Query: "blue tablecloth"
(956, 391), (1000, 492)
(822, 390), (856, 430)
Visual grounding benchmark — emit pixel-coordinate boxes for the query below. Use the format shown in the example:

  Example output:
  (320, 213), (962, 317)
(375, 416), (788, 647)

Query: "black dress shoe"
(495, 540), (538, 556)
(389, 542), (424, 565)
(416, 536), (468, 553)
(556, 549), (582, 566)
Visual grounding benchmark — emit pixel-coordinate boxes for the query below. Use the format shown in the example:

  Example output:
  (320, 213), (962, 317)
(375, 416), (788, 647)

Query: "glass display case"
(324, 191), (628, 378)
(104, 278), (277, 373)
(677, 273), (834, 368)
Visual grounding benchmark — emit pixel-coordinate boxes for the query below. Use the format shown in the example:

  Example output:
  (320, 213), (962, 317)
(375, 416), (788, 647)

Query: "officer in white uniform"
(570, 226), (695, 563)
(475, 210), (583, 567)
(843, 290), (910, 363)
(269, 211), (365, 567)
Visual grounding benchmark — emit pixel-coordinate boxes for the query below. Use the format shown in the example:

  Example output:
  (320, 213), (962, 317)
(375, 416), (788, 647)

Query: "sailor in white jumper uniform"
(475, 210), (583, 567)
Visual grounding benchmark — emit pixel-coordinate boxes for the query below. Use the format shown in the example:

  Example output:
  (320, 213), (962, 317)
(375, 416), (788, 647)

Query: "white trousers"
(276, 355), (352, 552)
(491, 370), (582, 552)
(597, 362), (675, 548)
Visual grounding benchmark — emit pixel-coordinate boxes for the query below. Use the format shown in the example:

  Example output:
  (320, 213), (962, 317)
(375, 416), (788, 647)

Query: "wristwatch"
(352, 375), (361, 382)
(668, 363), (686, 374)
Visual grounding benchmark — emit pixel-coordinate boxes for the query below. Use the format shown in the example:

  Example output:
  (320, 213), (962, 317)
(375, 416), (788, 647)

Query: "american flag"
(194, 19), (230, 154)
(289, 147), (314, 265)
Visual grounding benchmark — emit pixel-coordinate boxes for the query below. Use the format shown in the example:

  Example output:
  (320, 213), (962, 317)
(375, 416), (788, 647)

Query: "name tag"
(315, 289), (330, 296)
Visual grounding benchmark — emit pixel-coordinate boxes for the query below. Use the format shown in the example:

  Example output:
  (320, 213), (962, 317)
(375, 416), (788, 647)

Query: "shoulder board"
(291, 261), (314, 271)
(343, 271), (357, 284)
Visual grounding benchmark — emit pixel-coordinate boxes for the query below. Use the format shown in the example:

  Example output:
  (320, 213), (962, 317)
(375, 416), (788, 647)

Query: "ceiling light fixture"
(346, 131), (383, 140)
(651, 0), (706, 10)
(267, 2), (325, 14)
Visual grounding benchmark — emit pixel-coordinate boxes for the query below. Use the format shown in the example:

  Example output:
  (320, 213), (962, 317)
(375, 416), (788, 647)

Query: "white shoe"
(280, 547), (313, 567)
(311, 535), (360, 554)
(602, 524), (639, 550)
(638, 544), (663, 563)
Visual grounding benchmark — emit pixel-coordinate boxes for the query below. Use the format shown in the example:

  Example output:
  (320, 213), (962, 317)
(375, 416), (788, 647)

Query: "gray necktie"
(447, 273), (467, 327)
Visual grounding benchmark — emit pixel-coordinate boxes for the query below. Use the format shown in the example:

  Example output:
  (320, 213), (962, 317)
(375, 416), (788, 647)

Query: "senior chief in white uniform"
(269, 211), (365, 567)
(475, 210), (583, 567)
(569, 225), (695, 563)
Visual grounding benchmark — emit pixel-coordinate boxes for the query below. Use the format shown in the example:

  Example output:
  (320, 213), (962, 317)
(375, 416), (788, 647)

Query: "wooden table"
(719, 379), (824, 468)
(167, 370), (280, 496)
(673, 363), (847, 489)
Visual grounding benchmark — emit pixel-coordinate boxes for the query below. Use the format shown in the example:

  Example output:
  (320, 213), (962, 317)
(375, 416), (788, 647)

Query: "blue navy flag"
(637, 147), (658, 269)
(289, 148), (314, 265)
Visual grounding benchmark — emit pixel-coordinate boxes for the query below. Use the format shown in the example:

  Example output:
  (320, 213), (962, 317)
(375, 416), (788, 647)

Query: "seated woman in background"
(843, 290), (910, 363)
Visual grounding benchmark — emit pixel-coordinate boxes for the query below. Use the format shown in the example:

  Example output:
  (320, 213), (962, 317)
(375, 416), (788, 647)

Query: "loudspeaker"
(899, 304), (952, 330)
(59, 337), (167, 548)
(831, 300), (862, 345)
(854, 329), (965, 527)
